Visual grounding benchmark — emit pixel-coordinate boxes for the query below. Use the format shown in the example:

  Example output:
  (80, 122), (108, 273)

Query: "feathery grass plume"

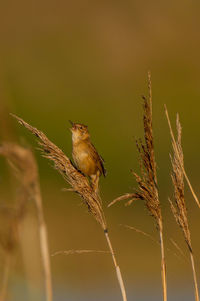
(168, 114), (199, 301)
(11, 114), (128, 301)
(0, 143), (52, 301)
(165, 105), (200, 209)
(109, 72), (167, 301)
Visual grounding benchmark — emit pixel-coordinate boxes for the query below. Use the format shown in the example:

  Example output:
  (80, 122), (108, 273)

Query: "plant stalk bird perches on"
(11, 114), (127, 301)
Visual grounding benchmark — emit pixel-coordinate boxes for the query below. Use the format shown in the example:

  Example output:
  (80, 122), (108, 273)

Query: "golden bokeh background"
(0, 0), (200, 300)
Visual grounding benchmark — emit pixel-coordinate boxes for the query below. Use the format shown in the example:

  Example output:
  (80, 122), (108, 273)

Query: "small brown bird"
(69, 121), (106, 192)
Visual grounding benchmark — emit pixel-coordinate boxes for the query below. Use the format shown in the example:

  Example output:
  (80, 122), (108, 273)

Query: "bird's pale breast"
(72, 142), (98, 176)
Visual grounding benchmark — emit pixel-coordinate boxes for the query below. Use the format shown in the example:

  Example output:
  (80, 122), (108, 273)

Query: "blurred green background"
(0, 0), (200, 300)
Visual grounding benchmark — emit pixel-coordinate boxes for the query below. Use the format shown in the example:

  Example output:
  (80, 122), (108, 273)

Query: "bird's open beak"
(69, 120), (74, 131)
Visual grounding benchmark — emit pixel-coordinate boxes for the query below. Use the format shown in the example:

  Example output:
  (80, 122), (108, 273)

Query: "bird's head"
(69, 121), (90, 142)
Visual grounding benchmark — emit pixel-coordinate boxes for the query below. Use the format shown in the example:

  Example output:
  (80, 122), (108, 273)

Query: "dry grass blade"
(122, 224), (159, 245)
(164, 105), (200, 209)
(11, 114), (128, 301)
(108, 193), (136, 207)
(122, 225), (181, 260)
(51, 249), (110, 256)
(109, 72), (167, 301)
(0, 143), (52, 301)
(170, 238), (187, 261)
(169, 115), (199, 301)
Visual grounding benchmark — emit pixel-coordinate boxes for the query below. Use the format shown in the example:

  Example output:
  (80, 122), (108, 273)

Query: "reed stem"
(11, 114), (127, 301)
(159, 221), (167, 301)
(104, 230), (127, 301)
(190, 252), (199, 301)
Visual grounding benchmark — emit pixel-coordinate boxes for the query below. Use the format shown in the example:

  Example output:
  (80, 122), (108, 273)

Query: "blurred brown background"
(0, 0), (200, 300)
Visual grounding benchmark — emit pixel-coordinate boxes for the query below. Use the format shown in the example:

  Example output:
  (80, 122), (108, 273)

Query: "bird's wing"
(91, 143), (107, 177)
(99, 155), (107, 177)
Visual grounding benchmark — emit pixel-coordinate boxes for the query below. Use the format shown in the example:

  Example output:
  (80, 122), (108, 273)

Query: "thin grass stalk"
(159, 220), (167, 301)
(11, 114), (127, 301)
(190, 252), (200, 301)
(0, 254), (10, 301)
(170, 239), (187, 261)
(104, 230), (127, 301)
(164, 105), (200, 209)
(154, 189), (167, 301)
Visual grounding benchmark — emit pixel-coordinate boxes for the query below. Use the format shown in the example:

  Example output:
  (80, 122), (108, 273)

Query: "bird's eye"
(79, 126), (83, 130)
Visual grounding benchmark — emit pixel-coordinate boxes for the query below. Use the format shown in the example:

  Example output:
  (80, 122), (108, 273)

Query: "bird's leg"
(90, 172), (100, 194)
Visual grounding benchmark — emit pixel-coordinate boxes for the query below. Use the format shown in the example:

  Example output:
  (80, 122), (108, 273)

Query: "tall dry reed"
(165, 106), (200, 209)
(167, 113), (199, 301)
(11, 114), (127, 301)
(109, 72), (167, 301)
(0, 143), (52, 301)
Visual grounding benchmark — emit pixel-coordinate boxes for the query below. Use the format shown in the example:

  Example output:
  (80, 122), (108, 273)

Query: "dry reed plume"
(167, 114), (199, 301)
(165, 106), (200, 209)
(109, 72), (167, 301)
(0, 143), (52, 301)
(11, 114), (128, 301)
